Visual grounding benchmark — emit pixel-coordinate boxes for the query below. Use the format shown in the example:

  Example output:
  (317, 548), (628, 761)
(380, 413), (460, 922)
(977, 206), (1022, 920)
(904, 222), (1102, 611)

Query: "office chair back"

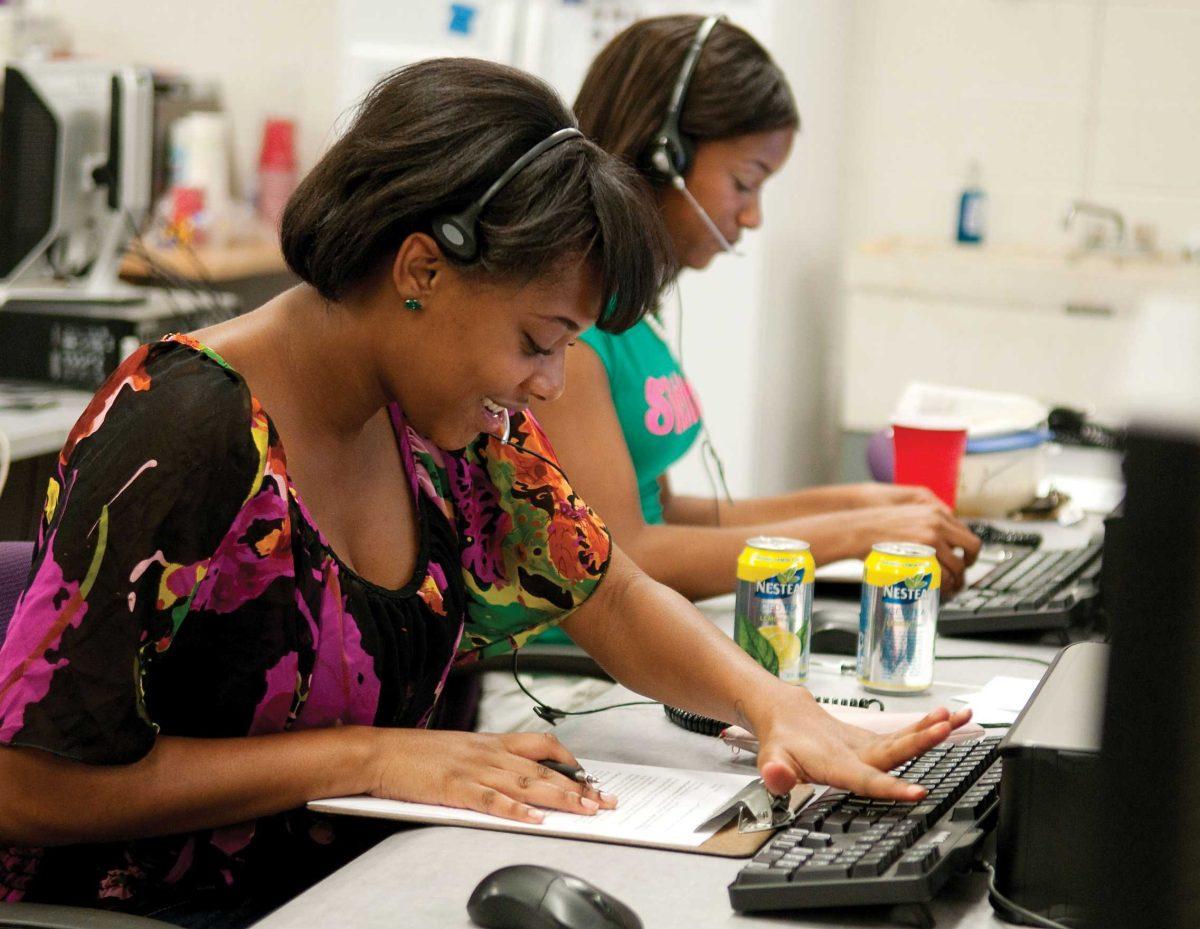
(0, 541), (34, 644)
(0, 542), (179, 928)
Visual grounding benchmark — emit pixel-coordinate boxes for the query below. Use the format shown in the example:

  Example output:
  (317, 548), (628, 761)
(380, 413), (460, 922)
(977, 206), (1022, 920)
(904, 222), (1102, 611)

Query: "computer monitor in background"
(0, 60), (153, 303)
(1093, 299), (1200, 928)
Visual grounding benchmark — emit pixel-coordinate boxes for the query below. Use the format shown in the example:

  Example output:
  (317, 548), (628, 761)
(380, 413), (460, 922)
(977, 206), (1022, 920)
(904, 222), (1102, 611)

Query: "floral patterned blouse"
(0, 334), (611, 912)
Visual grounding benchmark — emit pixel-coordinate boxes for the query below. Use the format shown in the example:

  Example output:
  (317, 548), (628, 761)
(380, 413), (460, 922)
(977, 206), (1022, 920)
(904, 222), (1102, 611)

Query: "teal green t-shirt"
(579, 319), (703, 525)
(531, 319), (702, 646)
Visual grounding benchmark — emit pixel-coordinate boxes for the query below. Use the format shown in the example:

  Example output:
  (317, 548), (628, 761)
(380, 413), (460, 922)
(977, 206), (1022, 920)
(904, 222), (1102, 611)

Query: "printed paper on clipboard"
(309, 759), (794, 854)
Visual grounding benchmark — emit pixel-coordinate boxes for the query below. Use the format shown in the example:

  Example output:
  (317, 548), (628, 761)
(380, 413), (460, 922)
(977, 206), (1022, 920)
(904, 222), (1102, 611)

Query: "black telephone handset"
(1048, 406), (1125, 452)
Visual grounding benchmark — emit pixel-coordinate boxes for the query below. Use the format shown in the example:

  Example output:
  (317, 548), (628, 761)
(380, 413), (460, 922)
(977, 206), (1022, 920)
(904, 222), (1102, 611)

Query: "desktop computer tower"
(0, 289), (238, 390)
(991, 643), (1105, 926)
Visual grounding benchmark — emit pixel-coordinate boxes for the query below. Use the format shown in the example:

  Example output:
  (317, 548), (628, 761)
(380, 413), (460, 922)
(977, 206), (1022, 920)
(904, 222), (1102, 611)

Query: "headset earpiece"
(638, 14), (723, 186)
(431, 207), (482, 262)
(430, 127), (583, 264)
(642, 129), (695, 185)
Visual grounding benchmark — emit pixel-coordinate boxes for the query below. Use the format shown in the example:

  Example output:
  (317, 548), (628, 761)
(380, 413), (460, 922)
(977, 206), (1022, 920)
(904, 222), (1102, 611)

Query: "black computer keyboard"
(728, 736), (1002, 913)
(939, 538), (1103, 635)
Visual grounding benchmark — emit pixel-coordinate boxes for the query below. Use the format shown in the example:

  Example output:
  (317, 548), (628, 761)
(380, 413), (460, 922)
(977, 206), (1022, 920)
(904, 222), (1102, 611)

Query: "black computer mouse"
(809, 608), (860, 656)
(467, 864), (643, 929)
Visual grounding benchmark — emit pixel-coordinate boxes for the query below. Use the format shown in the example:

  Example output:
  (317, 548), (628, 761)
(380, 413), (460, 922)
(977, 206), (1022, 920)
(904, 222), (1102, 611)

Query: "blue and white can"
(857, 542), (940, 694)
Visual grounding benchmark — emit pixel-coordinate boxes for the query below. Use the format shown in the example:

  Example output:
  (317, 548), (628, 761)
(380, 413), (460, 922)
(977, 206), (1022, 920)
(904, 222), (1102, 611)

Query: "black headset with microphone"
(640, 13), (726, 185)
(639, 14), (735, 255)
(431, 126), (584, 262)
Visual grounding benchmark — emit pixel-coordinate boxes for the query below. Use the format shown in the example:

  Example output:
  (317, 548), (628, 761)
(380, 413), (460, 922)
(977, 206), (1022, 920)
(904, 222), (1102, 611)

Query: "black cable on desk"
(981, 861), (1076, 929)
(510, 650), (657, 725)
(935, 654), (1052, 668)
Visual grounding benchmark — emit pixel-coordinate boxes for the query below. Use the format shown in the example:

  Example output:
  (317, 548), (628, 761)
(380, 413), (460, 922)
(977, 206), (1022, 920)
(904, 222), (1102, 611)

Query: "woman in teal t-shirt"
(578, 318), (702, 525)
(533, 15), (981, 604)
(531, 317), (700, 645)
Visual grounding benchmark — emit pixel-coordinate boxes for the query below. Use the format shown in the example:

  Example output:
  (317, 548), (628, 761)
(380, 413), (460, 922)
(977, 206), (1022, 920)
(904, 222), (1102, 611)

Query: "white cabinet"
(840, 241), (1200, 432)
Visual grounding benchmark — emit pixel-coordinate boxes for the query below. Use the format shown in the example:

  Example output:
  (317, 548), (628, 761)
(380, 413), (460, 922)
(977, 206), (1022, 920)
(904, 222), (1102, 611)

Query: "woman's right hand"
(813, 504), (982, 596)
(367, 729), (616, 824)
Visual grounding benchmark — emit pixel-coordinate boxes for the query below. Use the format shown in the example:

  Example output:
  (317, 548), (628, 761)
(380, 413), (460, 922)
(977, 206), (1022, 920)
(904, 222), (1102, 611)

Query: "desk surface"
(0, 385), (91, 461)
(255, 620), (1060, 929)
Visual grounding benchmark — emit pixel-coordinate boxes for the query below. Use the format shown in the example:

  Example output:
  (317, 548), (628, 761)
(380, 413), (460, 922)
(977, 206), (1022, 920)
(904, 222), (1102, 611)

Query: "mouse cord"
(934, 654), (1052, 667)
(828, 654), (1053, 677)
(510, 650), (659, 725)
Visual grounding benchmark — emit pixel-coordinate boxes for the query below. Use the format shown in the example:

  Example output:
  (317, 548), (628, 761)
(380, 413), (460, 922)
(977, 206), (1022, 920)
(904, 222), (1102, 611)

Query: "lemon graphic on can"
(758, 625), (802, 674)
(734, 537), (815, 683)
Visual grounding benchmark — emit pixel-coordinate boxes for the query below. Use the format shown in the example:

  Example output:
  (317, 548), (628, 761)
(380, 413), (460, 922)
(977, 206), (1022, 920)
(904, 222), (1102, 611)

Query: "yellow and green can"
(734, 537), (816, 683)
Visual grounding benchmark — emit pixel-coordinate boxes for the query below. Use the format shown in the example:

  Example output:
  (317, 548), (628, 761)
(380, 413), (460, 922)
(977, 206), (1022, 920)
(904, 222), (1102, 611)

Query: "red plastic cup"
(258, 118), (296, 171)
(258, 118), (297, 230)
(891, 416), (969, 509)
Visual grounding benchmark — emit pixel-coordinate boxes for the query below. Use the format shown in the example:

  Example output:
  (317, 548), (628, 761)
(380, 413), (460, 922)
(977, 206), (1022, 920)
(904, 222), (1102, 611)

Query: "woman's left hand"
(752, 690), (974, 800)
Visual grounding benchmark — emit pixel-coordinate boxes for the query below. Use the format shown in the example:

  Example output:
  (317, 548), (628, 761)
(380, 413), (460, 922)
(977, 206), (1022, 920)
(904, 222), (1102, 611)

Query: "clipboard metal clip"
(712, 778), (797, 834)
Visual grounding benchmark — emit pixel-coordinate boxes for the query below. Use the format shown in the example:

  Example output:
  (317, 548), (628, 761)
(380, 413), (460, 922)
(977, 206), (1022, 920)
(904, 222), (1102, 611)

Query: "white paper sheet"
(952, 675), (1040, 725)
(816, 558), (994, 587)
(308, 759), (760, 851)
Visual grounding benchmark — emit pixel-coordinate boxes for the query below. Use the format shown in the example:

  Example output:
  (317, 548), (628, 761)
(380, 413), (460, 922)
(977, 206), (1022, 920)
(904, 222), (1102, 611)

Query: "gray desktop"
(0, 60), (237, 391)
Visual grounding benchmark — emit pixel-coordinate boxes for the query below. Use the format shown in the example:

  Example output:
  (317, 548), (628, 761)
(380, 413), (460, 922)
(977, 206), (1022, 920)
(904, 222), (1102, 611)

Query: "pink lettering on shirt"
(644, 373), (701, 437)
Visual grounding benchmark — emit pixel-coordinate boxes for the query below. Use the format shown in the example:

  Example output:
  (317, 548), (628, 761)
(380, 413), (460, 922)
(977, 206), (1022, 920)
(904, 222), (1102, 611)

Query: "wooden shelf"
(121, 239), (288, 283)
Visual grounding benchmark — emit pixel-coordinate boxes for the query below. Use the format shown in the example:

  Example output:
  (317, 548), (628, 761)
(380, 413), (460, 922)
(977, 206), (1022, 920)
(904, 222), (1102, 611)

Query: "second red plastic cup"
(891, 417), (969, 509)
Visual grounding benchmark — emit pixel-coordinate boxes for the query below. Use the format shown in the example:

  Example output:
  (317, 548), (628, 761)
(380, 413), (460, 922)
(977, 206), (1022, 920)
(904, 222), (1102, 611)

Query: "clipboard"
(308, 759), (814, 859)
(692, 781), (814, 858)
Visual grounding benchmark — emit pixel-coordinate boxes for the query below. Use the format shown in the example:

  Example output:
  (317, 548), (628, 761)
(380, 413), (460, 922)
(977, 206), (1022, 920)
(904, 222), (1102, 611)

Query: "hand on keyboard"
(835, 505), (983, 596)
(753, 696), (975, 801)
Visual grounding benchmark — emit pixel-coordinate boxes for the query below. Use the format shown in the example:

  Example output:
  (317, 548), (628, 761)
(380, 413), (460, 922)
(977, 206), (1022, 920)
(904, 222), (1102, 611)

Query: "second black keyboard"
(940, 538), (1103, 635)
(728, 736), (1002, 913)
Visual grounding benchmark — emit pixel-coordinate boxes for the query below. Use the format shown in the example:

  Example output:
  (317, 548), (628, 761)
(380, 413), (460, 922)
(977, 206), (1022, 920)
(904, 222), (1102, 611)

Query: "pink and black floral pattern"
(0, 335), (609, 912)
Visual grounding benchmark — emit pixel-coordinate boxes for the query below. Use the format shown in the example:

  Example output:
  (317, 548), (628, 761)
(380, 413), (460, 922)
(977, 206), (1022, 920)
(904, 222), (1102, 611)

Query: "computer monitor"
(1092, 300), (1200, 928)
(0, 60), (153, 303)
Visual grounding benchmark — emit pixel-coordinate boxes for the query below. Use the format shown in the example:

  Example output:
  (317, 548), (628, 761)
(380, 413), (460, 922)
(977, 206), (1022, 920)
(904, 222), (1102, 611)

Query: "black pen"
(538, 759), (600, 788)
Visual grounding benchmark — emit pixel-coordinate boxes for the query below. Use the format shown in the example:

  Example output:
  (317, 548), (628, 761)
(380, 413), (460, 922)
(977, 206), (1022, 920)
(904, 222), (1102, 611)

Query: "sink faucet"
(1063, 200), (1126, 250)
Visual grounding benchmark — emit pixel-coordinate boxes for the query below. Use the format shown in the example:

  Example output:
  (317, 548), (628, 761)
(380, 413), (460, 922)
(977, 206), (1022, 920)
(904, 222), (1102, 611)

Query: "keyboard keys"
(847, 814), (880, 833)
(895, 847), (939, 875)
(905, 803), (940, 828)
(738, 862), (786, 884)
(789, 863), (852, 882)
(850, 855), (890, 878)
(821, 810), (856, 833)
(794, 812), (824, 830)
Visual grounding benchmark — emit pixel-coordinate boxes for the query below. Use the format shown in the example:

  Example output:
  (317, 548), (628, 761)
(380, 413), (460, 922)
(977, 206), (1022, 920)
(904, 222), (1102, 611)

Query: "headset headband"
(663, 14), (724, 142)
(433, 126), (584, 261)
(643, 13), (727, 183)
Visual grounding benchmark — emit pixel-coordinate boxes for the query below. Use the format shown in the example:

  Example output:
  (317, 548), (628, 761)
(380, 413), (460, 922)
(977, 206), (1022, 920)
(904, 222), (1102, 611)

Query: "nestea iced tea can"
(857, 542), (940, 694)
(734, 537), (815, 683)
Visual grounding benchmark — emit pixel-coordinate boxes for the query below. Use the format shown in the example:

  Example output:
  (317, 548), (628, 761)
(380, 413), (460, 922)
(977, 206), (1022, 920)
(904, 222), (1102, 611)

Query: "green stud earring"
(403, 297), (423, 312)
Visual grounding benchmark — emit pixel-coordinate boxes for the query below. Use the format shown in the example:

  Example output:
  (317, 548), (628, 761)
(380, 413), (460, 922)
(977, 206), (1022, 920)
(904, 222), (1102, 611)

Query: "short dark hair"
(281, 58), (673, 332)
(574, 15), (799, 178)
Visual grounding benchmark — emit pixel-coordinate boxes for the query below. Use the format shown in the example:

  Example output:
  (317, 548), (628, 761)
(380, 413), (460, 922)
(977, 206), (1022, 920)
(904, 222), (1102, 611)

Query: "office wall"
(843, 0), (1200, 254)
(632, 0), (852, 497)
(748, 0), (851, 493)
(39, 0), (341, 197)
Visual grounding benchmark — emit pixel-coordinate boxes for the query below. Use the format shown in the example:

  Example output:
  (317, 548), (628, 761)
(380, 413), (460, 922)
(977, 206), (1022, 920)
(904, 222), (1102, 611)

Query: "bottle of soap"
(956, 159), (987, 245)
